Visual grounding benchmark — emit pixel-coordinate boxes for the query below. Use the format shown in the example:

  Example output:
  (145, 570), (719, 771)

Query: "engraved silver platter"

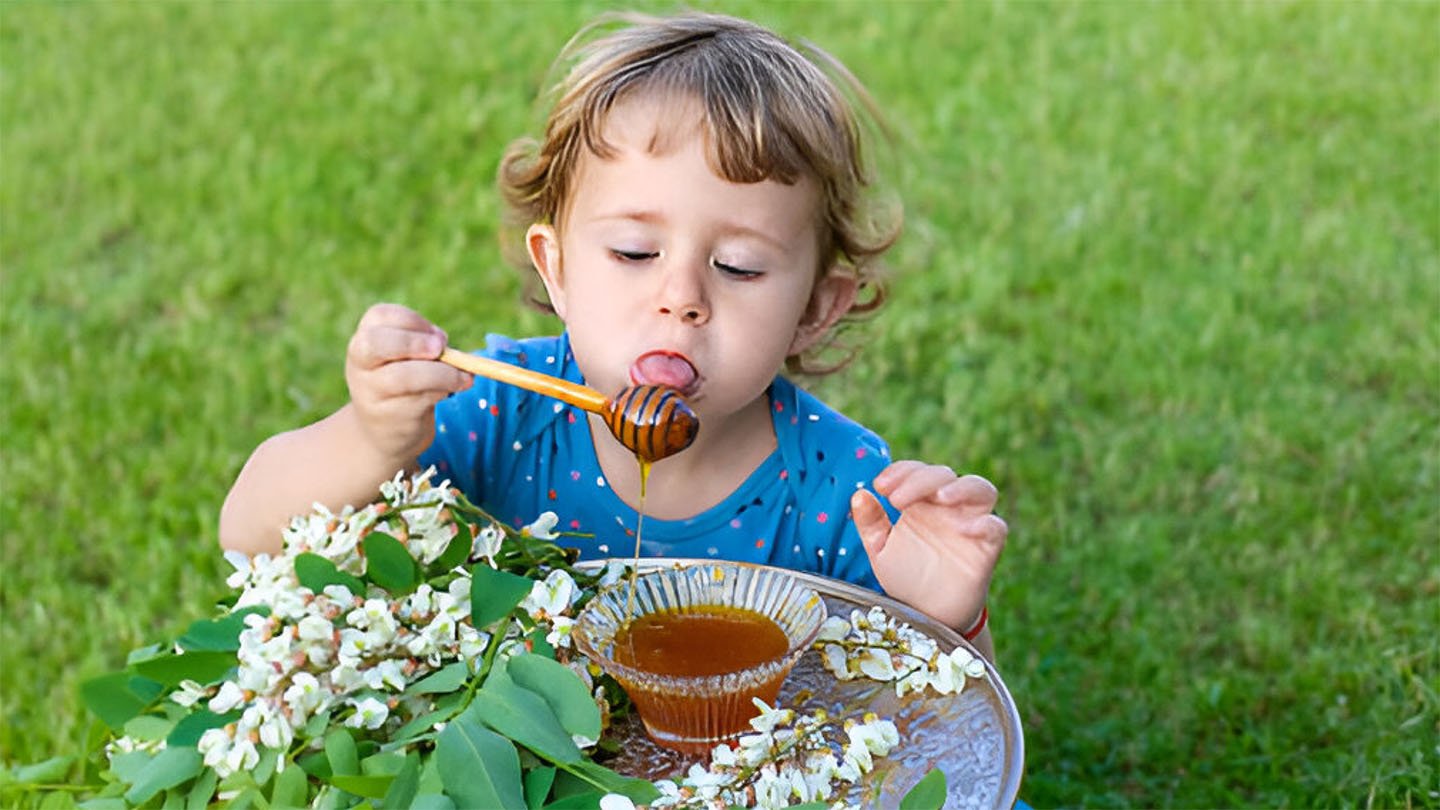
(578, 559), (1025, 810)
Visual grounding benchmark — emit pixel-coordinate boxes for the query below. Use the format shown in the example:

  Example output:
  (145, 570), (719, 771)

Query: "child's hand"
(850, 461), (1007, 632)
(344, 303), (472, 463)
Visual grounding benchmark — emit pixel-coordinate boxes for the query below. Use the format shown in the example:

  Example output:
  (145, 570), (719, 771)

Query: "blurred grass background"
(2, 1), (1436, 806)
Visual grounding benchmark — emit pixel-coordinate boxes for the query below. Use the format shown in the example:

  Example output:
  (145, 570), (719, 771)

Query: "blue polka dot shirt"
(419, 333), (899, 592)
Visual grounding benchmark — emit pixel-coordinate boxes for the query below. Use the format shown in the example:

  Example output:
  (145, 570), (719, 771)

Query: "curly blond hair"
(498, 11), (900, 374)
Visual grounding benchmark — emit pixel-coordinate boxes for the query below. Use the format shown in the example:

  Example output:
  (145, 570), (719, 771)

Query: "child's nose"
(656, 268), (710, 325)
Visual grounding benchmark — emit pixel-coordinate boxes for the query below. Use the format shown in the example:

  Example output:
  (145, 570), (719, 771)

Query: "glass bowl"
(572, 562), (827, 755)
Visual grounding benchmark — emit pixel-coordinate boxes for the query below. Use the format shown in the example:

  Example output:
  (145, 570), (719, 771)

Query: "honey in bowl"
(572, 564), (827, 755)
(614, 606), (789, 675)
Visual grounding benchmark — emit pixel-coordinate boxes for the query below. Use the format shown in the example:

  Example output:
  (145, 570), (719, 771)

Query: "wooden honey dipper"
(438, 347), (699, 462)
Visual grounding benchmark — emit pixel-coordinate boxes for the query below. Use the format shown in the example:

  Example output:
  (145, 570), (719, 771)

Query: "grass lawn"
(2, 1), (1436, 806)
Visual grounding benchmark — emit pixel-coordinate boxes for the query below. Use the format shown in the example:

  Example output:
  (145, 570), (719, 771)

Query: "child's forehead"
(595, 93), (708, 160)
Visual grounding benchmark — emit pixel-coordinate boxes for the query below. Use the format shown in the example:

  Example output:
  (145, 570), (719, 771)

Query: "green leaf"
(298, 751), (331, 781)
(81, 672), (164, 731)
(380, 753), (420, 809)
(435, 712), (525, 810)
(428, 517), (474, 575)
(555, 761), (660, 804)
(363, 532), (420, 594)
(384, 708), (450, 750)
(132, 651), (237, 687)
(106, 750), (155, 784)
(76, 799), (128, 810)
(507, 654), (601, 741)
(167, 710), (239, 747)
(294, 553), (365, 597)
(410, 796), (457, 810)
(13, 756), (73, 784)
(469, 564), (534, 630)
(525, 625), (557, 660)
(523, 766), (556, 810)
(122, 714), (175, 742)
(175, 607), (269, 652)
(252, 749), (279, 792)
(185, 769), (218, 810)
(330, 774), (395, 800)
(122, 746), (203, 805)
(470, 678), (582, 764)
(360, 751), (409, 776)
(541, 792), (606, 809)
(417, 751), (444, 795)
(325, 729), (360, 777)
(899, 767), (948, 809)
(270, 763), (308, 809)
(409, 661), (470, 695)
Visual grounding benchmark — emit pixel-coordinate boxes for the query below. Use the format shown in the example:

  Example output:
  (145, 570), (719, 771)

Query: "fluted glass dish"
(573, 562), (827, 754)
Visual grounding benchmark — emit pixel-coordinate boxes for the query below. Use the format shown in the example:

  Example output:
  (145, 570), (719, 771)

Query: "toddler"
(220, 11), (1006, 659)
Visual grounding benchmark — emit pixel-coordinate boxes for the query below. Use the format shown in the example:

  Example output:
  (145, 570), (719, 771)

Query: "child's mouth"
(629, 351), (699, 397)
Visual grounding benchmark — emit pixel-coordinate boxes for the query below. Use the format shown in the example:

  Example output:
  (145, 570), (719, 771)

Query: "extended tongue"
(630, 352), (698, 394)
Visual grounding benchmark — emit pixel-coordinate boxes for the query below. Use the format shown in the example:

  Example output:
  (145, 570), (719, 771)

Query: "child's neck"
(588, 394), (776, 521)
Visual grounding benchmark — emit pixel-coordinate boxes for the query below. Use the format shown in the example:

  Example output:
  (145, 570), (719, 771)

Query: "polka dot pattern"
(417, 333), (894, 594)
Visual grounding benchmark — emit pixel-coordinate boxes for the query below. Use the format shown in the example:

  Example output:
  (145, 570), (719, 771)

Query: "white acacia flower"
(748, 699), (794, 733)
(255, 704), (294, 750)
(816, 615), (851, 642)
(364, 659), (408, 692)
(474, 523), (505, 566)
(345, 696), (389, 730)
(522, 511), (561, 540)
(520, 569), (577, 620)
(282, 672), (324, 720)
(208, 681), (246, 714)
(847, 715), (899, 756)
(297, 613), (334, 644)
(545, 616), (575, 649)
(198, 727), (232, 771)
(170, 679), (210, 708)
(855, 647), (898, 681)
(223, 737), (260, 776)
(598, 795), (636, 810)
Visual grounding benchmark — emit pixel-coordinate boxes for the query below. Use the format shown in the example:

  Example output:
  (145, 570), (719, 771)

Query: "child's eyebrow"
(590, 210), (791, 251)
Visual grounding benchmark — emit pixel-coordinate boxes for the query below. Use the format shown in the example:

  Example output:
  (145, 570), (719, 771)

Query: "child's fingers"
(849, 489), (893, 557)
(349, 324), (447, 370)
(368, 358), (472, 400)
(936, 474), (999, 516)
(878, 462), (959, 509)
(962, 512), (1008, 550)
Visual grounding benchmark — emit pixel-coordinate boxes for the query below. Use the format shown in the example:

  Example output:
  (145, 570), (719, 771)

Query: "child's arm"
(218, 304), (472, 555)
(849, 462), (1006, 662)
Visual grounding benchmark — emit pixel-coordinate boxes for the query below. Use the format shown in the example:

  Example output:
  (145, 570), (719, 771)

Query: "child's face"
(527, 96), (855, 426)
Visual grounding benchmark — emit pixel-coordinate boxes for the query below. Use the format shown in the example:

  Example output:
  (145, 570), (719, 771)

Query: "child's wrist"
(961, 605), (988, 642)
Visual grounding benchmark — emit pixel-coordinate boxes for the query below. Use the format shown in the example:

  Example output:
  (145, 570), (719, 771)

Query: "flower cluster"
(114, 469), (580, 779)
(600, 700), (899, 810)
(815, 606), (988, 697)
(79, 469), (984, 809)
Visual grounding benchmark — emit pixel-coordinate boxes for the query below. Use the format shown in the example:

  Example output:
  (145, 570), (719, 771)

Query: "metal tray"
(579, 559), (1024, 809)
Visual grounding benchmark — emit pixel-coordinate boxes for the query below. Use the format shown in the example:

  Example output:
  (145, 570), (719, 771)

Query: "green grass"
(2, 1), (1436, 806)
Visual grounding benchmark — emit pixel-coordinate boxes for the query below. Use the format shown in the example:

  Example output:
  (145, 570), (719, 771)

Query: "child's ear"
(527, 223), (567, 319)
(788, 269), (858, 356)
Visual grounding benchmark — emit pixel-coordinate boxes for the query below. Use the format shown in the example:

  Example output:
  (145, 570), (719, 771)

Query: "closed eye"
(713, 259), (762, 279)
(610, 249), (658, 262)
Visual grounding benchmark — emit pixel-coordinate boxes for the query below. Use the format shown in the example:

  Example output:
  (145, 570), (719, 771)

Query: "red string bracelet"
(961, 606), (989, 642)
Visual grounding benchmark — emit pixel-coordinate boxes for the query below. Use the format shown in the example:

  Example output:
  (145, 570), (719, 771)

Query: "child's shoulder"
(770, 376), (892, 490)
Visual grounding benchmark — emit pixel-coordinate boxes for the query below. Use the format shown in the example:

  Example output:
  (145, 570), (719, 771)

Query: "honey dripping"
(623, 458), (651, 625)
